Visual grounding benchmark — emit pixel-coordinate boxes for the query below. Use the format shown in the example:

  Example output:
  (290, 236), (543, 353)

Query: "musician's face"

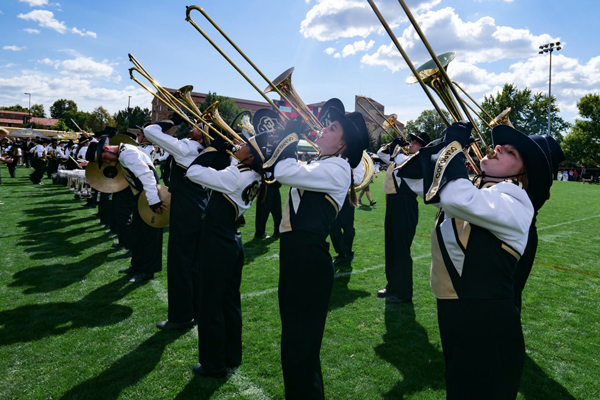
(481, 144), (524, 179)
(408, 141), (422, 154)
(317, 120), (345, 155)
(235, 143), (254, 164)
(100, 146), (119, 163)
(189, 127), (204, 142)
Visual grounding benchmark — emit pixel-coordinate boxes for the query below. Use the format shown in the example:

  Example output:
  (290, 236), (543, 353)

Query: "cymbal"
(85, 161), (129, 193)
(109, 134), (138, 146)
(138, 185), (171, 228)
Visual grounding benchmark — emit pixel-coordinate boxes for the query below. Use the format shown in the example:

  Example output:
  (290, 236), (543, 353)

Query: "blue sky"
(0, 0), (599, 127)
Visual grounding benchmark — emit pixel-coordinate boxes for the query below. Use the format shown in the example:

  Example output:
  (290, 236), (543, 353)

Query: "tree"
(200, 92), (249, 126)
(30, 104), (46, 118)
(0, 104), (28, 112)
(562, 94), (600, 165)
(113, 106), (151, 132)
(50, 120), (69, 131)
(50, 99), (78, 119)
(404, 109), (451, 141)
(479, 83), (570, 143)
(87, 106), (116, 132)
(63, 110), (91, 132)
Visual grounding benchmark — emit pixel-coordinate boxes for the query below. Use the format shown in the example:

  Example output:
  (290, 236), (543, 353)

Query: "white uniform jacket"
(143, 124), (203, 169)
(118, 144), (161, 205)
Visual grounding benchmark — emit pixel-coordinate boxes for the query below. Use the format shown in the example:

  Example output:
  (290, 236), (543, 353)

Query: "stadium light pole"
(539, 42), (562, 136)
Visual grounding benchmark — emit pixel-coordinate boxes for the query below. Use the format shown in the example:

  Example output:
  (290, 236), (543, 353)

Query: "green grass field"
(0, 166), (599, 399)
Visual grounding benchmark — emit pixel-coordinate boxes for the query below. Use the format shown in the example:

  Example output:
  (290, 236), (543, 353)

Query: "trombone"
(367, 0), (504, 174)
(185, 5), (321, 153)
(128, 54), (245, 152)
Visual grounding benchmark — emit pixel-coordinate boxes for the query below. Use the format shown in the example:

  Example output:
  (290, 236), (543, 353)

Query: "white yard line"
(537, 214), (600, 231)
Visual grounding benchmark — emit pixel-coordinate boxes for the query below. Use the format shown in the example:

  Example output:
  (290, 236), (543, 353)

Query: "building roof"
(0, 118), (24, 124)
(31, 117), (59, 126)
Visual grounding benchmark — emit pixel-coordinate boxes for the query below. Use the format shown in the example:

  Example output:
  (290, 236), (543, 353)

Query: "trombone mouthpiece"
(486, 148), (497, 159)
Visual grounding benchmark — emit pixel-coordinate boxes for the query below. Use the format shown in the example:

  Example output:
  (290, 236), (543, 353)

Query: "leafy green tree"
(113, 106), (151, 132)
(50, 120), (69, 131)
(30, 104), (45, 118)
(87, 106), (116, 133)
(404, 109), (450, 140)
(63, 110), (91, 132)
(562, 94), (600, 165)
(50, 99), (78, 119)
(200, 92), (249, 126)
(0, 104), (28, 112)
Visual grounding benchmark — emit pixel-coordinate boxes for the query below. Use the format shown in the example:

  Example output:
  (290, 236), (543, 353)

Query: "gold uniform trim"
(425, 141), (462, 202)
(501, 243), (521, 261)
(248, 135), (265, 163)
(430, 226), (459, 299)
(324, 195), (339, 219)
(262, 133), (298, 169)
(198, 146), (216, 156)
(222, 193), (239, 220)
(383, 162), (397, 195)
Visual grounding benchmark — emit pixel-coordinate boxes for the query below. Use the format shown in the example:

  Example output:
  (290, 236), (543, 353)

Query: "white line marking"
(537, 215), (600, 231)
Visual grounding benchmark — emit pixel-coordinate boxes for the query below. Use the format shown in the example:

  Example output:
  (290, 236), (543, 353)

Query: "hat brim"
(409, 133), (426, 146)
(328, 107), (359, 142)
(96, 136), (109, 168)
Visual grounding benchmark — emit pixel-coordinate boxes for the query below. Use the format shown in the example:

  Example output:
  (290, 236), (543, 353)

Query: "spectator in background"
(573, 169), (579, 182)
(562, 170), (568, 181)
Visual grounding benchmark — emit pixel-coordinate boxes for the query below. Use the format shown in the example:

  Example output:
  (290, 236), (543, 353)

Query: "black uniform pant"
(29, 159), (45, 184)
(47, 160), (58, 179)
(7, 160), (17, 178)
(167, 192), (205, 323)
(130, 193), (163, 274)
(330, 196), (355, 257)
(438, 298), (524, 400)
(279, 231), (334, 400)
(384, 193), (418, 299)
(514, 222), (537, 311)
(98, 192), (112, 227)
(254, 184), (282, 237)
(197, 218), (244, 372)
(113, 187), (136, 249)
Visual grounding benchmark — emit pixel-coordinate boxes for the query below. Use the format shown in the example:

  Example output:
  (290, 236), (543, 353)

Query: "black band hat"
(318, 98), (345, 128)
(545, 135), (565, 177)
(85, 136), (110, 168)
(94, 126), (118, 138)
(252, 109), (284, 136)
(409, 132), (432, 147)
(491, 125), (552, 211)
(328, 107), (370, 169)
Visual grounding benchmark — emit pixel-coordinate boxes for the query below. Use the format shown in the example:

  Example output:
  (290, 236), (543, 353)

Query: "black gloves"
(284, 116), (307, 137)
(156, 120), (174, 133)
(392, 136), (408, 149)
(442, 121), (474, 148)
(169, 113), (184, 126)
(150, 202), (163, 214)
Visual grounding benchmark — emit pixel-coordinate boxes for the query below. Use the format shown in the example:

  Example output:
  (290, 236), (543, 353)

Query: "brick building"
(0, 110), (59, 129)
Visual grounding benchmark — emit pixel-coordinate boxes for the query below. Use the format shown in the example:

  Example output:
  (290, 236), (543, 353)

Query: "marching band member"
(29, 138), (48, 185)
(376, 132), (430, 303)
(270, 101), (370, 399)
(185, 131), (268, 377)
(86, 135), (165, 283)
(406, 122), (552, 399)
(143, 114), (229, 331)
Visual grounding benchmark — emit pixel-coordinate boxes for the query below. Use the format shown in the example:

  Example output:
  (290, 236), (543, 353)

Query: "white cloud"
(341, 39), (375, 57)
(38, 56), (114, 79)
(0, 10), (4, 15)
(361, 7), (554, 72)
(0, 72), (152, 114)
(71, 27), (97, 38)
(18, 10), (67, 33)
(0, 63), (18, 68)
(3, 45), (27, 51)
(24, 28), (41, 34)
(19, 0), (49, 6)
(324, 47), (335, 55)
(300, 0), (441, 42)
(334, 53), (341, 59)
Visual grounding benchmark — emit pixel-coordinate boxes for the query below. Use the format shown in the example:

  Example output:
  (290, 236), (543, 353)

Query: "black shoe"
(377, 288), (388, 298)
(254, 234), (271, 240)
(193, 363), (227, 378)
(118, 266), (139, 274)
(129, 273), (154, 283)
(111, 242), (125, 249)
(347, 250), (355, 262)
(156, 320), (195, 331)
(272, 233), (280, 239)
(386, 296), (412, 304)
(116, 251), (132, 259)
(111, 235), (118, 240)
(370, 201), (377, 206)
(333, 254), (346, 265)
(227, 361), (242, 369)
(82, 204), (94, 209)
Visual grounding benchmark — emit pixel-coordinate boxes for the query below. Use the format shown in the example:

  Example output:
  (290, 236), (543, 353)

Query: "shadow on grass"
(60, 330), (189, 400)
(329, 264), (370, 310)
(519, 354), (576, 399)
(9, 249), (114, 294)
(0, 278), (136, 346)
(243, 236), (276, 263)
(172, 374), (231, 400)
(375, 303), (445, 398)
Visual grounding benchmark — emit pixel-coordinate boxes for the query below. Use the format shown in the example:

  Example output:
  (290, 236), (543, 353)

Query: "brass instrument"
(356, 96), (407, 142)
(85, 161), (129, 193)
(354, 153), (377, 192)
(128, 54), (245, 152)
(201, 101), (240, 140)
(185, 6), (321, 153)
(367, 0), (514, 174)
(138, 185), (172, 228)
